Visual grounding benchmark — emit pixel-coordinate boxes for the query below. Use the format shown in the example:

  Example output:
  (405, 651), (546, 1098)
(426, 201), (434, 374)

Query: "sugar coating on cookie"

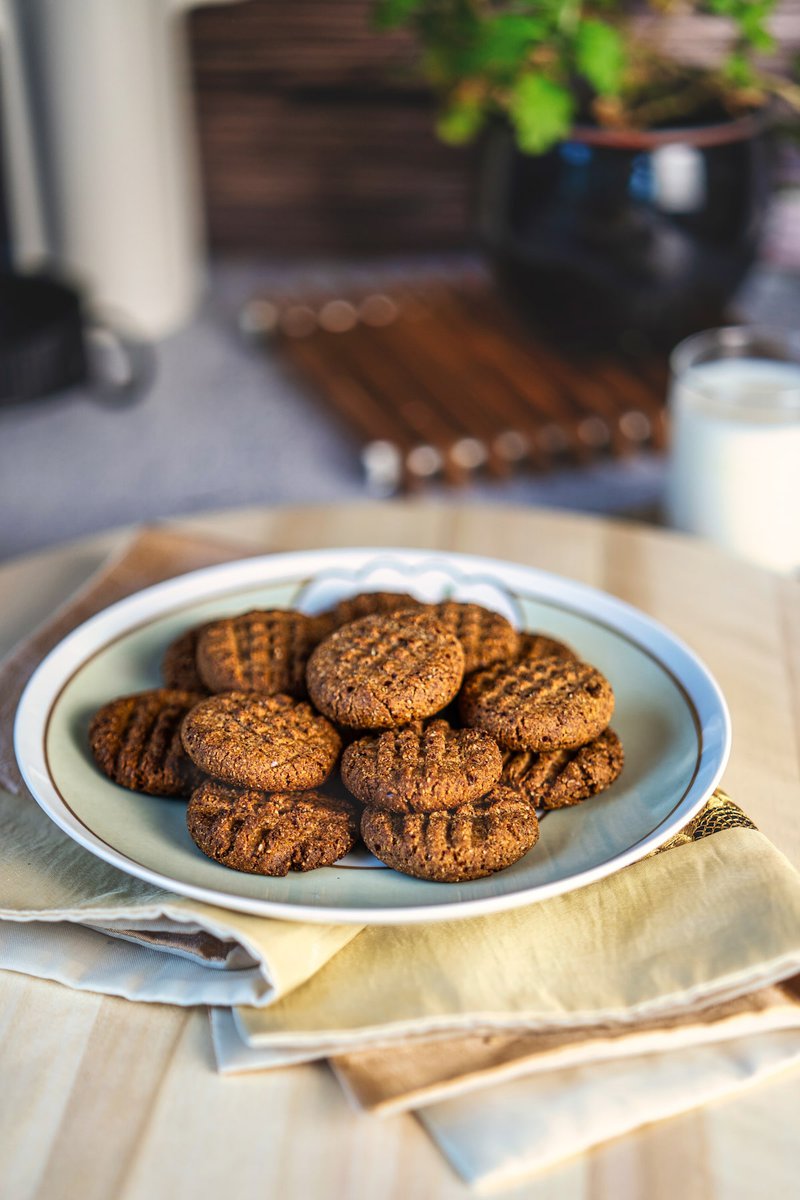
(187, 780), (359, 876)
(341, 719), (502, 813)
(459, 655), (614, 751)
(360, 786), (540, 882)
(196, 609), (323, 697)
(181, 692), (341, 791)
(501, 727), (624, 808)
(89, 688), (206, 797)
(418, 601), (519, 674)
(306, 610), (465, 729)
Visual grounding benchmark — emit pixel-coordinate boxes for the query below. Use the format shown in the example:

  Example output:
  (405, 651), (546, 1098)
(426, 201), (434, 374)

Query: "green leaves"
(372, 1), (784, 158)
(509, 75), (574, 154)
(422, 13), (547, 85)
(373, 0), (424, 30)
(739, 4), (776, 53)
(436, 95), (486, 144)
(471, 15), (548, 75)
(575, 19), (626, 96)
(723, 51), (756, 89)
(705, 0), (776, 53)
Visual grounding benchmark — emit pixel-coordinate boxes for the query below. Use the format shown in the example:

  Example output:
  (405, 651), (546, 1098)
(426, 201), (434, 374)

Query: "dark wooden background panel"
(193, 90), (477, 254)
(189, 0), (477, 255)
(189, 0), (418, 88)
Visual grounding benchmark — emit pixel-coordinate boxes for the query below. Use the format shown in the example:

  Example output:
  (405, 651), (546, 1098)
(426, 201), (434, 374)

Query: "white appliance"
(0, 0), (241, 338)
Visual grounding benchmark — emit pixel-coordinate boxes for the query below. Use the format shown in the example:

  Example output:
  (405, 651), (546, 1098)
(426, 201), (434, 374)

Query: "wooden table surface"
(2, 502), (800, 1200)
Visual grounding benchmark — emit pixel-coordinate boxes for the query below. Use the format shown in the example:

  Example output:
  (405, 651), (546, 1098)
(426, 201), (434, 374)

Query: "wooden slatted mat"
(246, 274), (668, 492)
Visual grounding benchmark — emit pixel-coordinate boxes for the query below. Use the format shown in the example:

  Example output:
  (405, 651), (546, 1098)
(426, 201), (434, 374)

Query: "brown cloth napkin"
(0, 525), (254, 796)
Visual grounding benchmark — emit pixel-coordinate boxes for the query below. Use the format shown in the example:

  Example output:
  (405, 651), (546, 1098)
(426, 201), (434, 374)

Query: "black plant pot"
(478, 111), (772, 352)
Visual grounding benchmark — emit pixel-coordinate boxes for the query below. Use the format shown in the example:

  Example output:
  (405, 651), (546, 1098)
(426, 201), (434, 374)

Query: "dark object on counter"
(245, 270), (667, 494)
(0, 64), (87, 402)
(479, 112), (771, 351)
(0, 272), (88, 404)
(0, 271), (155, 407)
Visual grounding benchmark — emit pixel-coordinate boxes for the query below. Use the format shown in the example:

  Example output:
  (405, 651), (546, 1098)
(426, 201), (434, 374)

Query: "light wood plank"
(704, 1066), (800, 1196)
(31, 998), (187, 1200)
(0, 975), (103, 1200)
(117, 1012), (465, 1200)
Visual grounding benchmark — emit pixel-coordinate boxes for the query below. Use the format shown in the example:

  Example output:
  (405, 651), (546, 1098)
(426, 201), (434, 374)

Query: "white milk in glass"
(667, 358), (800, 574)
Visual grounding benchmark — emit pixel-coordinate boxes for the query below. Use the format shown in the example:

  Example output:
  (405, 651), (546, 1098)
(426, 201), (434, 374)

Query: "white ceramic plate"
(14, 548), (730, 925)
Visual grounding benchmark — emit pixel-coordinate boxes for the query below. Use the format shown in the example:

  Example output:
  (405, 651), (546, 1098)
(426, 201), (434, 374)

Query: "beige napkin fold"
(0, 526), (363, 1007)
(330, 977), (800, 1116)
(226, 820), (800, 1053)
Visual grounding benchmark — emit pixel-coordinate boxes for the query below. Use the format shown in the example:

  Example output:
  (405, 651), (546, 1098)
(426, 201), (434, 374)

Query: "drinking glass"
(666, 326), (800, 574)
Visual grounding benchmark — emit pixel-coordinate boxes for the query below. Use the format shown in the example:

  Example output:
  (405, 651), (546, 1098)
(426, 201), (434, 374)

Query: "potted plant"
(375, 1), (797, 349)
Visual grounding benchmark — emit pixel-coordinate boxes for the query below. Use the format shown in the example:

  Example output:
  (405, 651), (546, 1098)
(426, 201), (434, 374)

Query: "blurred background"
(1, 0), (799, 572)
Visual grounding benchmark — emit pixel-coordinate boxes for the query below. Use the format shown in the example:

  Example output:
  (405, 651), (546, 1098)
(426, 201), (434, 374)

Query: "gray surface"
(1, 258), (797, 564)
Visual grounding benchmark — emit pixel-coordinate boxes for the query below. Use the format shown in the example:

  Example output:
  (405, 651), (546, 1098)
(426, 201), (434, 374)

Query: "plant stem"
(622, 78), (718, 128)
(757, 70), (800, 112)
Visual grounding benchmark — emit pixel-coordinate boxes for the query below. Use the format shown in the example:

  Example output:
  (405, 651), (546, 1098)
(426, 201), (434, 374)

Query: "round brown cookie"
(516, 631), (576, 664)
(187, 780), (359, 876)
(459, 655), (614, 752)
(501, 728), (624, 809)
(161, 626), (209, 693)
(181, 692), (341, 791)
(306, 610), (465, 729)
(418, 601), (519, 674)
(89, 688), (206, 796)
(196, 609), (321, 697)
(320, 591), (423, 633)
(360, 786), (539, 882)
(341, 719), (502, 813)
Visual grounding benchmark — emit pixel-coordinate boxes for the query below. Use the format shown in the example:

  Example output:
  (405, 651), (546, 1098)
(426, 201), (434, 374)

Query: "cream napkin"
(220, 823), (800, 1053)
(0, 527), (362, 1007)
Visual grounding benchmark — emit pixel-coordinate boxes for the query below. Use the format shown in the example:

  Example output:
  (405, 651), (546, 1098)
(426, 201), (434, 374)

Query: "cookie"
(161, 626), (209, 692)
(321, 591), (422, 631)
(360, 786), (539, 882)
(89, 688), (206, 796)
(501, 728), (624, 808)
(419, 601), (519, 674)
(516, 631), (576, 663)
(306, 610), (465, 729)
(341, 719), (502, 813)
(187, 779), (359, 876)
(181, 692), (341, 791)
(196, 609), (321, 697)
(459, 655), (614, 751)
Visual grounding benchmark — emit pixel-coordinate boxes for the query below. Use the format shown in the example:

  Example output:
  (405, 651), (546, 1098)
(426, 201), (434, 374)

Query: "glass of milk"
(666, 326), (800, 575)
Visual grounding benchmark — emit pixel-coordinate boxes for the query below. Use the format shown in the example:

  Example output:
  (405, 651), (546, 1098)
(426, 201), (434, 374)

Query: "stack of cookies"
(87, 591), (623, 883)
